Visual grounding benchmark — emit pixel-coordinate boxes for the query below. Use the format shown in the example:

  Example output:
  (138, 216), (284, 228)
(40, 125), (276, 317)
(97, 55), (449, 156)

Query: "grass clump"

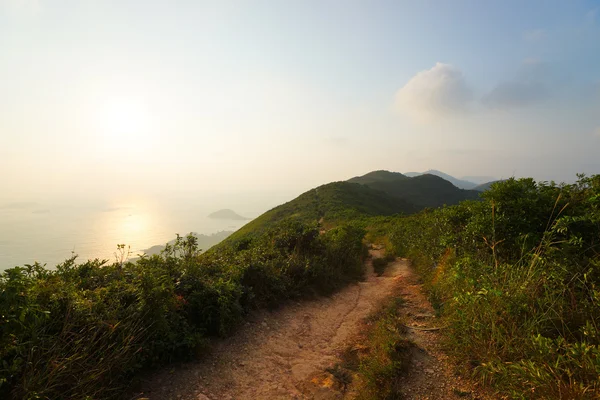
(343, 295), (412, 400)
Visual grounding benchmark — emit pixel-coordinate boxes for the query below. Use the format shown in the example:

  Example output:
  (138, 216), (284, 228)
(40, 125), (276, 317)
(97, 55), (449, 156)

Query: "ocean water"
(0, 199), (255, 269)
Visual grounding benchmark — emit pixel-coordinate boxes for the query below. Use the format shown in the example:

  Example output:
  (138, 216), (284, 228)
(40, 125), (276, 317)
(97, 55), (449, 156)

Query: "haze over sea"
(0, 194), (276, 269)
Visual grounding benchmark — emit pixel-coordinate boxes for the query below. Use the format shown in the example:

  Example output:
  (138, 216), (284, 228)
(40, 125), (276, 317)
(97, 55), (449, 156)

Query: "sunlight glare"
(96, 97), (154, 150)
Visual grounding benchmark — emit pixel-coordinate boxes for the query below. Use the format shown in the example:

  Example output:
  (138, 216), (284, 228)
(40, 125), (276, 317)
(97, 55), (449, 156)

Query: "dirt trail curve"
(136, 250), (495, 400)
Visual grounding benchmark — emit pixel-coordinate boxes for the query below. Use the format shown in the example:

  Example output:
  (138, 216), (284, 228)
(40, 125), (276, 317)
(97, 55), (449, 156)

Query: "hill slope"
(221, 171), (481, 248)
(348, 170), (409, 185)
(350, 171), (480, 209)
(221, 181), (416, 245)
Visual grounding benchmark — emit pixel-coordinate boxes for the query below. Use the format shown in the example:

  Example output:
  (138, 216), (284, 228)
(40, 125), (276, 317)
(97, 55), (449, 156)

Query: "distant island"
(141, 231), (233, 257)
(208, 209), (250, 220)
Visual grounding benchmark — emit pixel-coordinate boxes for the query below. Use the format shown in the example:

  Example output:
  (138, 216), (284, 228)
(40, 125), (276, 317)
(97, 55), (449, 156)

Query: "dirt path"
(136, 251), (495, 400)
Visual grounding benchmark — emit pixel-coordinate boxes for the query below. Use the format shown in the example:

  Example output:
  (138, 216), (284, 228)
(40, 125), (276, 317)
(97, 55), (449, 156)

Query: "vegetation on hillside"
(223, 170), (483, 252)
(349, 170), (481, 209)
(2, 170), (599, 399)
(386, 175), (600, 398)
(219, 181), (415, 248)
(0, 221), (366, 399)
(348, 170), (410, 185)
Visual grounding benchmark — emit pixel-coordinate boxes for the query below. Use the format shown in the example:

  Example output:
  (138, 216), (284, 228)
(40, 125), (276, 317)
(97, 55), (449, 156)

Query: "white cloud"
(524, 29), (546, 43)
(394, 63), (472, 120)
(594, 127), (600, 137)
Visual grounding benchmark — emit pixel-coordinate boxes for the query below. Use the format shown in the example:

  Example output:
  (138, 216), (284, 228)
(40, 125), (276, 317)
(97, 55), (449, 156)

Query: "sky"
(1, 0), (599, 205)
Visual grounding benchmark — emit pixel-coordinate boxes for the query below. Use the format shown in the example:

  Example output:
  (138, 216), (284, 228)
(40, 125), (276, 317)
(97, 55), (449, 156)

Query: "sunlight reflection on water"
(0, 200), (251, 269)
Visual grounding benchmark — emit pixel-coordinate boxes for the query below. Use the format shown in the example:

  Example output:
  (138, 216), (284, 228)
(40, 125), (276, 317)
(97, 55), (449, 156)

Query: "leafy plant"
(1, 224), (367, 399)
(386, 175), (600, 398)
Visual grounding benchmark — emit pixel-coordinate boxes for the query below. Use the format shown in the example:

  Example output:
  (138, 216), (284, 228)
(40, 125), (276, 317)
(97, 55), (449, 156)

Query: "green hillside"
(347, 170), (409, 185)
(221, 181), (416, 246)
(222, 170), (480, 249)
(349, 170), (480, 209)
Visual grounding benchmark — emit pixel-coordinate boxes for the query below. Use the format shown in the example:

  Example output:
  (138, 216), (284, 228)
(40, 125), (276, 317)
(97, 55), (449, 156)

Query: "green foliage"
(387, 175), (600, 398)
(349, 170), (481, 209)
(4, 172), (598, 399)
(220, 169), (484, 254)
(220, 181), (412, 247)
(0, 222), (367, 399)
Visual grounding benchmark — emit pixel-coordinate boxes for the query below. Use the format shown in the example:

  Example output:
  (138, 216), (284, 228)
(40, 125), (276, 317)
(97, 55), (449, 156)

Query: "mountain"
(350, 171), (480, 209)
(222, 181), (416, 244)
(403, 169), (477, 190)
(348, 170), (410, 185)
(461, 175), (498, 185)
(220, 170), (481, 249)
(473, 180), (504, 192)
(208, 209), (250, 220)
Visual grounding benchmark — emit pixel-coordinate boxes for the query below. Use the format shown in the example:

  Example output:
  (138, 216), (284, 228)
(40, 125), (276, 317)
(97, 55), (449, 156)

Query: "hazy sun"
(97, 97), (153, 149)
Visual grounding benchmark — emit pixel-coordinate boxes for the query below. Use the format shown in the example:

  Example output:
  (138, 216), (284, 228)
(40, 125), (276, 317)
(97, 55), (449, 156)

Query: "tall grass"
(388, 175), (600, 398)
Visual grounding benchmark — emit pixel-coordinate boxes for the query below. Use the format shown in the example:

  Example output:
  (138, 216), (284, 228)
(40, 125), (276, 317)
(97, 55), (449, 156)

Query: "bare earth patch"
(134, 250), (497, 400)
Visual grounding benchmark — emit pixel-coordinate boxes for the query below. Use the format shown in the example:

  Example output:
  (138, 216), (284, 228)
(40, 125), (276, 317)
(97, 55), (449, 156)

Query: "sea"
(0, 197), (263, 270)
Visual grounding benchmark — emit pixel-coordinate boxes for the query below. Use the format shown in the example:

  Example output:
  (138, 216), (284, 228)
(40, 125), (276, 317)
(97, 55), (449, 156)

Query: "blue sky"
(1, 0), (599, 202)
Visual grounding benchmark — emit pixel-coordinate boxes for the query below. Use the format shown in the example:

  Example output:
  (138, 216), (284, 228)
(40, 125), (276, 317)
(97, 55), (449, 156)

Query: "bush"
(0, 221), (368, 399)
(387, 175), (600, 398)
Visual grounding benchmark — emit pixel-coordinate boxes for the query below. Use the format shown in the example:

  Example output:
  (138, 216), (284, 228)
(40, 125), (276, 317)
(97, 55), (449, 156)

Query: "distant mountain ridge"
(473, 180), (504, 192)
(461, 175), (498, 185)
(404, 169), (501, 192)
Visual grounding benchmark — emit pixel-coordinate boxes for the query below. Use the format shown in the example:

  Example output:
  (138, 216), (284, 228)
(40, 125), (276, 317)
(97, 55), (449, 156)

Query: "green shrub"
(387, 175), (600, 398)
(0, 221), (368, 399)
